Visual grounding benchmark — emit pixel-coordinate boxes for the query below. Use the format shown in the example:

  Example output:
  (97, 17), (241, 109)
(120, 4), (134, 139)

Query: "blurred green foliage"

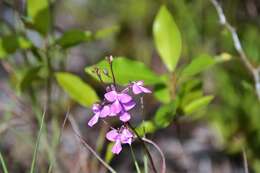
(1, 0), (260, 172)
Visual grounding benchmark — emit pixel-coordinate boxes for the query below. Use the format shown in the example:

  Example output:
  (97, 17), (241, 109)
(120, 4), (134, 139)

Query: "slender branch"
(242, 147), (249, 173)
(127, 123), (158, 173)
(142, 138), (166, 173)
(68, 116), (117, 173)
(210, 0), (260, 100)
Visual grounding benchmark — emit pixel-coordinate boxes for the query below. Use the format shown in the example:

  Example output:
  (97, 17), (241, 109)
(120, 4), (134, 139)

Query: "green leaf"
(153, 84), (171, 103)
(56, 29), (92, 48)
(181, 54), (215, 77)
(95, 25), (120, 40)
(135, 121), (156, 136)
(183, 95), (214, 114)
(85, 57), (162, 85)
(27, 0), (50, 35)
(20, 65), (42, 92)
(0, 35), (32, 59)
(154, 100), (178, 128)
(153, 5), (182, 72)
(55, 72), (99, 107)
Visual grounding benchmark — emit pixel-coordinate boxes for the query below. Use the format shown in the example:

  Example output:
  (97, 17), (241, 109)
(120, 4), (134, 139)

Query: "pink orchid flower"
(132, 81), (152, 95)
(104, 90), (135, 122)
(106, 127), (133, 154)
(88, 103), (110, 127)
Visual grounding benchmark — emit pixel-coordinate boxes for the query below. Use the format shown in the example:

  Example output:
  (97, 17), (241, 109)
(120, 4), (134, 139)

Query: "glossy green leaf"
(181, 54), (215, 77)
(154, 100), (178, 128)
(135, 121), (156, 136)
(85, 57), (162, 85)
(27, 0), (50, 35)
(55, 72), (99, 107)
(56, 29), (92, 48)
(183, 95), (214, 114)
(153, 5), (182, 72)
(0, 35), (32, 59)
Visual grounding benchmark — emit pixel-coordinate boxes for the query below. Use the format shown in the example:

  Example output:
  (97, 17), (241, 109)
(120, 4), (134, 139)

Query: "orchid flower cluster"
(87, 58), (152, 154)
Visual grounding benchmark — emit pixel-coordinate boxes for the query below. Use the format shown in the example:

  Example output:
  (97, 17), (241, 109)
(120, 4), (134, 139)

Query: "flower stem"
(109, 59), (117, 88)
(142, 137), (166, 173)
(130, 145), (141, 173)
(127, 123), (158, 173)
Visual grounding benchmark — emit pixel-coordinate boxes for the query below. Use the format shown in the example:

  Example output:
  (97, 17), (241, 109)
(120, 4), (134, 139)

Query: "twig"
(68, 116), (117, 173)
(142, 137), (166, 173)
(242, 147), (249, 173)
(210, 0), (260, 100)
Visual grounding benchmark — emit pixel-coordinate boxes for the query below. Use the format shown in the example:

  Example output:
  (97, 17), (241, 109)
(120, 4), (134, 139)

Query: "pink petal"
(87, 113), (99, 127)
(118, 93), (132, 103)
(120, 128), (133, 144)
(136, 81), (144, 86)
(112, 140), (122, 154)
(139, 86), (152, 93)
(123, 100), (136, 111)
(132, 84), (143, 94)
(110, 100), (122, 115)
(106, 129), (119, 142)
(119, 112), (131, 122)
(99, 105), (110, 118)
(104, 91), (118, 102)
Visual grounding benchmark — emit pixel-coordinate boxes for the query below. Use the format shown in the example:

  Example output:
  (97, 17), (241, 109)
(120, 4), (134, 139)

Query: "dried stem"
(68, 116), (117, 173)
(142, 137), (166, 173)
(210, 0), (260, 100)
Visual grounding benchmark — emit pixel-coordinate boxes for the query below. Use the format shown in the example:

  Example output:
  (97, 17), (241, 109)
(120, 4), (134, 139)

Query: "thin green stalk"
(130, 146), (141, 173)
(47, 107), (70, 173)
(92, 126), (107, 172)
(143, 154), (148, 173)
(0, 152), (9, 173)
(142, 137), (166, 173)
(29, 108), (46, 173)
(127, 123), (158, 173)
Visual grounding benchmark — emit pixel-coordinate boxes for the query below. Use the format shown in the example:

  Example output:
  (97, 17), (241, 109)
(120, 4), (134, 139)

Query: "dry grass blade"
(68, 116), (117, 173)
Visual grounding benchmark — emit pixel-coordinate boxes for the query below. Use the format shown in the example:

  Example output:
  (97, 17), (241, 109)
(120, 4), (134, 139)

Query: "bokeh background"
(1, 0), (260, 172)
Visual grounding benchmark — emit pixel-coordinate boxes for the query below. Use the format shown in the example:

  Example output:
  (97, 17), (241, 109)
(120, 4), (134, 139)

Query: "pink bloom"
(106, 127), (134, 154)
(132, 81), (151, 95)
(104, 90), (136, 122)
(88, 104), (110, 127)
